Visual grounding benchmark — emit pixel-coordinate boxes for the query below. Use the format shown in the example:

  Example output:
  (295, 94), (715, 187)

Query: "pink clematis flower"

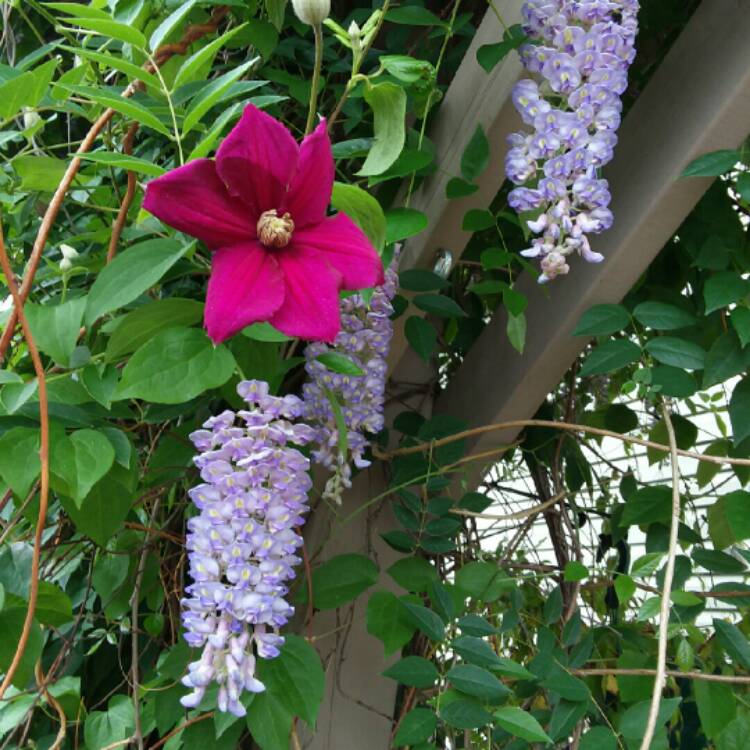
(143, 104), (384, 343)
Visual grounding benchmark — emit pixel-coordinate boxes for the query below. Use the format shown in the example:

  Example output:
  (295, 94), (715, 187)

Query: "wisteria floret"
(302, 257), (398, 503)
(507, 0), (639, 281)
(180, 381), (315, 715)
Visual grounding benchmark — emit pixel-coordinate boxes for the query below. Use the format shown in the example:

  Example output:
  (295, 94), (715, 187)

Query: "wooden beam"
(436, 0), (750, 468)
(389, 0), (525, 371)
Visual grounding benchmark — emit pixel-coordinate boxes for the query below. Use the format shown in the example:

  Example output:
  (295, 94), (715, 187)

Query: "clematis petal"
(216, 104), (298, 218)
(270, 245), (342, 342)
(294, 213), (384, 290)
(204, 243), (285, 344)
(143, 159), (254, 250)
(283, 119), (334, 228)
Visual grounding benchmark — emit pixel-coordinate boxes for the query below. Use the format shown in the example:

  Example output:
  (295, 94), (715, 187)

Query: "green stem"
(305, 24), (324, 135)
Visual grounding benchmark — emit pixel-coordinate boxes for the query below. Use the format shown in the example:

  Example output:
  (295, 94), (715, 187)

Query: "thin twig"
(380, 418), (750, 468)
(0, 221), (50, 701)
(34, 662), (67, 750)
(639, 404), (680, 750)
(106, 122), (139, 263)
(575, 668), (750, 684)
(449, 492), (564, 521)
(130, 497), (164, 750)
(147, 712), (214, 750)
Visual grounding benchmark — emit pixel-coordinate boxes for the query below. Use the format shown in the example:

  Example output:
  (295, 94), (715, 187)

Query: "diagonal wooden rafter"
(434, 0), (750, 468)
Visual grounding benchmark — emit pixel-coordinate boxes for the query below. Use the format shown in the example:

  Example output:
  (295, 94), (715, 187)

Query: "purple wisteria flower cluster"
(302, 258), (398, 503)
(506, 0), (639, 282)
(180, 381), (315, 715)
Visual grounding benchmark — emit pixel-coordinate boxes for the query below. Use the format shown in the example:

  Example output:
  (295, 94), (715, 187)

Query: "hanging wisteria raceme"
(180, 381), (315, 715)
(506, 0), (639, 282)
(302, 257), (398, 502)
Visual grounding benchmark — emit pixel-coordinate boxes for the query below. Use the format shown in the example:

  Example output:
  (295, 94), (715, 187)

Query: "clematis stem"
(305, 23), (324, 135)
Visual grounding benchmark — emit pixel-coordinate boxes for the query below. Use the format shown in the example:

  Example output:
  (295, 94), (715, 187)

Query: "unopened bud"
(291, 0), (330, 25)
(348, 20), (361, 55)
(22, 108), (41, 130)
(59, 244), (78, 271)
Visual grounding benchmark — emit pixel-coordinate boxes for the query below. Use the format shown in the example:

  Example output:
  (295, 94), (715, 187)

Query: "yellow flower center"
(257, 209), (294, 248)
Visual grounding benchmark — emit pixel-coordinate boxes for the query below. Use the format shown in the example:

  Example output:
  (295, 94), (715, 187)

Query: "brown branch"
(381, 418), (750, 468)
(574, 668), (750, 684)
(0, 221), (50, 700)
(0, 5), (231, 362)
(147, 712), (214, 750)
(34, 662), (67, 750)
(106, 122), (140, 263)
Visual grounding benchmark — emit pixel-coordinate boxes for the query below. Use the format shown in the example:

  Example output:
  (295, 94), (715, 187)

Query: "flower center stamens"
(257, 209), (294, 248)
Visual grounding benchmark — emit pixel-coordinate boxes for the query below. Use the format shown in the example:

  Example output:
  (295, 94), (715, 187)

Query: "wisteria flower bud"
(291, 0), (330, 25)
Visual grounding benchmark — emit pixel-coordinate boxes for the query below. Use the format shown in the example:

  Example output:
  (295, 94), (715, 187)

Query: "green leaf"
(462, 208), (495, 231)
(476, 25), (527, 73)
(441, 699), (492, 729)
(731, 307), (750, 347)
(25, 297), (86, 366)
(717, 717), (750, 750)
(383, 656), (439, 688)
(316, 352), (365, 376)
(446, 177), (478, 199)
(494, 706), (551, 743)
(695, 680), (736, 740)
(256, 635), (324, 728)
(0, 428), (40, 498)
(737, 173), (750, 202)
(683, 149), (740, 177)
(85, 239), (188, 326)
(620, 698), (681, 741)
(331, 182), (387, 251)
(80, 151), (166, 177)
(645, 337), (706, 370)
(302, 554), (378, 610)
(387, 557), (438, 592)
(36, 581), (73, 627)
(63, 464), (135, 546)
(455, 561), (510, 603)
(182, 58), (259, 135)
(633, 301), (697, 330)
(380, 55), (435, 84)
(402, 602), (445, 642)
(447, 664), (509, 703)
(53, 429), (115, 507)
(242, 322), (291, 343)
(713, 618), (750, 669)
(452, 636), (503, 670)
(564, 561), (589, 582)
(730, 378), (750, 446)
(60, 85), (171, 136)
(149, 0), (197, 50)
(405, 317), (437, 361)
(622, 486), (672, 527)
(399, 269), (448, 292)
(1, 379), (38, 414)
(173, 25), (245, 88)
(457, 615), (496, 636)
(579, 726), (617, 750)
(12, 155), (67, 192)
(358, 82), (407, 176)
(0, 607), (43, 687)
(507, 312), (526, 354)
(705, 271), (749, 313)
(579, 339), (641, 376)
(106, 298), (204, 360)
(573, 304), (630, 336)
(367, 591), (416, 655)
(647, 413), (698, 464)
(615, 574), (636, 604)
(703, 331), (745, 388)
(630, 552), (665, 578)
(692, 547), (746, 574)
(413, 294), (466, 318)
(61, 46), (160, 89)
(651, 365), (697, 398)
(116, 328), (235, 404)
(386, 207), (428, 243)
(65, 17), (146, 47)
(386, 6), (444, 25)
(245, 692), (292, 750)
(393, 708), (437, 747)
(725, 490), (750, 541)
(0, 59), (57, 119)
(461, 125), (489, 182)
(84, 697), (135, 750)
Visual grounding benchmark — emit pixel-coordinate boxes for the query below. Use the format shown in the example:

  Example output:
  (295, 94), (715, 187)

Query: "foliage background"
(1, 0), (749, 749)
